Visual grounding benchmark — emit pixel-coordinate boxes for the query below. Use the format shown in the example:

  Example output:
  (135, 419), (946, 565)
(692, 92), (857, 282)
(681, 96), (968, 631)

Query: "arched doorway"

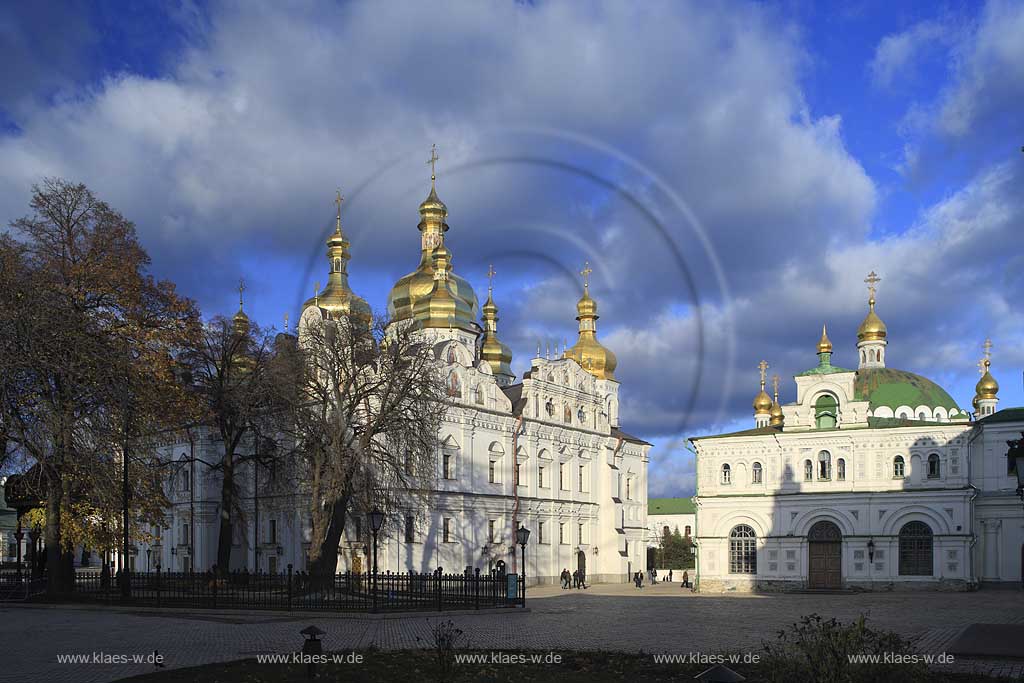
(577, 550), (586, 581)
(807, 520), (842, 589)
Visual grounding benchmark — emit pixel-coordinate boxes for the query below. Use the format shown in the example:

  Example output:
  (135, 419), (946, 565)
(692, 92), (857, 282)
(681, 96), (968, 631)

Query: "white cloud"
(870, 20), (947, 88)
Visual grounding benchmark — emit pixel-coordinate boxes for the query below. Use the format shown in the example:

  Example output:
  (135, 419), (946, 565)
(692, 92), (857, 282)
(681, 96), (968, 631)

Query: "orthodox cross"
(238, 278), (246, 310)
(864, 271), (881, 303)
(580, 261), (592, 291)
(335, 188), (344, 217)
(983, 337), (993, 362)
(427, 144), (439, 182)
(772, 374), (780, 399)
(487, 264), (496, 295)
(758, 360), (768, 388)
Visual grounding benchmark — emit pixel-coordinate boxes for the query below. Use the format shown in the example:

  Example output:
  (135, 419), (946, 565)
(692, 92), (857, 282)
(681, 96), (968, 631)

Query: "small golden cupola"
(753, 360), (773, 427)
(479, 265), (514, 386)
(233, 279), (250, 337)
(386, 146), (479, 334)
(302, 191), (372, 323)
(856, 271), (887, 369)
(563, 262), (617, 380)
(974, 338), (999, 418)
(410, 242), (478, 332)
(769, 373), (785, 428)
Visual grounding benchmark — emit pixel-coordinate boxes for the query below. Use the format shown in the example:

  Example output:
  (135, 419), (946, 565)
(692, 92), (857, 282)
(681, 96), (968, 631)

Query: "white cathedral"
(693, 274), (1024, 591)
(150, 169), (650, 585)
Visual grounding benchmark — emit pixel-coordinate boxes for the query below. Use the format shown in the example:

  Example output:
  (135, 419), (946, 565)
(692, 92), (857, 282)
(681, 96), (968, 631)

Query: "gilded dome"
(857, 298), (887, 342)
(480, 290), (514, 381)
(975, 360), (999, 400)
(386, 180), (479, 333)
(563, 273), (616, 380)
(817, 324), (833, 354)
(753, 388), (772, 414)
(232, 308), (250, 336)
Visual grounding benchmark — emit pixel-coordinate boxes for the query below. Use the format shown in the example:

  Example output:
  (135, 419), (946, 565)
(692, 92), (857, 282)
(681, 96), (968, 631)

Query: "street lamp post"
(516, 525), (530, 607)
(369, 509), (385, 612)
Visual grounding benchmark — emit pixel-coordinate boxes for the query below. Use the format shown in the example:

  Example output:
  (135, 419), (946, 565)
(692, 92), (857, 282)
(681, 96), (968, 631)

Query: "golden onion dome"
(817, 324), (833, 354)
(232, 308), (250, 336)
(409, 245), (478, 331)
(769, 400), (785, 426)
(975, 359), (999, 400)
(302, 194), (372, 323)
(563, 268), (617, 380)
(480, 294), (513, 381)
(386, 176), (479, 333)
(753, 388), (772, 414)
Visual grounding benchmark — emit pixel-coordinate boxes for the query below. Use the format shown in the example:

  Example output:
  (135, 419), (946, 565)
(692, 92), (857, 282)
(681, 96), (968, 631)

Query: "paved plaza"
(2, 583), (1023, 682)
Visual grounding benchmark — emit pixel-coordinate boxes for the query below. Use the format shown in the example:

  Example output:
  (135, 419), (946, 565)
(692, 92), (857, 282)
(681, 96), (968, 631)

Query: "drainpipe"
(511, 415), (524, 574)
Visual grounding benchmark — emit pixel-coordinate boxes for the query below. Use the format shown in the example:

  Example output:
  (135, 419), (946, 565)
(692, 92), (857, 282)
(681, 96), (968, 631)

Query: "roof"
(692, 416), (970, 442)
(611, 427), (652, 446)
(648, 497), (695, 515)
(690, 426), (782, 441)
(854, 367), (964, 415)
(978, 407), (1024, 425)
(500, 383), (526, 416)
(797, 363), (854, 377)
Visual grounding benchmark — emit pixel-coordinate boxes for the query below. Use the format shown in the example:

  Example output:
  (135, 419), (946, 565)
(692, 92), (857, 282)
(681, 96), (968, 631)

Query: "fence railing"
(0, 566), (525, 612)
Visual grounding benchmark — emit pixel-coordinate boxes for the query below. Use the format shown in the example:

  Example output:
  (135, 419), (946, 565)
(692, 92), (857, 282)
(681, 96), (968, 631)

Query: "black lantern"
(1007, 433), (1024, 502)
(516, 525), (530, 607)
(369, 508), (385, 612)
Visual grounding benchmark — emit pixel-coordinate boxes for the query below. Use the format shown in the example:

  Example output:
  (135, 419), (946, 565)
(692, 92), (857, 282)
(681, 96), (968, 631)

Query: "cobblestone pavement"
(3, 583), (1023, 682)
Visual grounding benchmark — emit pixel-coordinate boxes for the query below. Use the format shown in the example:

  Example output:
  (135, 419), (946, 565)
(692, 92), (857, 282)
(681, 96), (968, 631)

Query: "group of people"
(633, 569), (692, 590)
(559, 567), (588, 589)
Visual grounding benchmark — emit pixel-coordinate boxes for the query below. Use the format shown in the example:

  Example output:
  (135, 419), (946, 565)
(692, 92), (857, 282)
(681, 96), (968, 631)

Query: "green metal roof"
(978, 407), (1024, 425)
(854, 367), (964, 415)
(648, 497), (695, 515)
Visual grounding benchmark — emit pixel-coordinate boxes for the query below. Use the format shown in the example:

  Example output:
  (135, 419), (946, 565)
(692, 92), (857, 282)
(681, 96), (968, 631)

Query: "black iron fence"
(0, 566), (525, 612)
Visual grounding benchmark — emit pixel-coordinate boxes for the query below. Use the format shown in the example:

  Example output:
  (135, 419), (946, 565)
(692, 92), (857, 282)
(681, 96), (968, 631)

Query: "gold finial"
(238, 278), (246, 311)
(864, 270), (881, 307)
(580, 261), (593, 291)
(487, 264), (496, 295)
(334, 189), (344, 233)
(817, 324), (833, 354)
(283, 312), (289, 332)
(758, 360), (768, 388)
(772, 373), (780, 399)
(427, 144), (439, 185)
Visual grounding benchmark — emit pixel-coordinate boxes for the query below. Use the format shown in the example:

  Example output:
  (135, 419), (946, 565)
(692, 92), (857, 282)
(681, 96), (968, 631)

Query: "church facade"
(693, 275), (1022, 592)
(151, 166), (650, 585)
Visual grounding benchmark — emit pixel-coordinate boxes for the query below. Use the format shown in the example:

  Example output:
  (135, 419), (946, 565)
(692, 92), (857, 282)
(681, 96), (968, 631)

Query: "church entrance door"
(353, 555), (362, 575)
(577, 550), (586, 580)
(807, 520), (842, 589)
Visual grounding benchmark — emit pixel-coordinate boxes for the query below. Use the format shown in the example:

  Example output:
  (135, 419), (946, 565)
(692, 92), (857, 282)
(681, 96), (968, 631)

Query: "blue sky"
(2, 0), (1022, 497)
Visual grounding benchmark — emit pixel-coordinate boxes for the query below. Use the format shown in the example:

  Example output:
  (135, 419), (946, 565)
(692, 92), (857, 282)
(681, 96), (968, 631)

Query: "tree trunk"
(310, 496), (348, 580)
(216, 455), (234, 575)
(44, 480), (62, 596)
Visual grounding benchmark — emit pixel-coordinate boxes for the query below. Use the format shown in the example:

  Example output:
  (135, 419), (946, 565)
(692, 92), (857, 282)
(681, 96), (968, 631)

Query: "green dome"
(854, 368), (966, 419)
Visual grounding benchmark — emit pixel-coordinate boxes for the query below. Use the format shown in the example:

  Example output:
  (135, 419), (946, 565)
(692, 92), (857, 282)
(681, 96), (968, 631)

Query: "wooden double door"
(807, 520), (842, 589)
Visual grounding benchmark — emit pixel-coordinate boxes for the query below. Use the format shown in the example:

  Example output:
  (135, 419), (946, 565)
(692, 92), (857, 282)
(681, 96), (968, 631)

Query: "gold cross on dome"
(772, 374), (780, 397)
(238, 278), (246, 309)
(580, 262), (593, 290)
(864, 271), (881, 301)
(427, 144), (439, 180)
(335, 189), (344, 215)
(983, 337), (993, 361)
(758, 360), (768, 386)
(487, 264), (496, 293)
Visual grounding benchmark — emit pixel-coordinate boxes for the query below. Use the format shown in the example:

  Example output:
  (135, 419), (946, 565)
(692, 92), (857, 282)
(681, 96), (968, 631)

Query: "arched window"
(729, 525), (757, 574)
(918, 411), (927, 420)
(751, 462), (763, 484)
(333, 257), (341, 272)
(861, 350), (866, 363)
(836, 458), (846, 481)
(684, 525), (691, 537)
(927, 454), (940, 479)
(577, 407), (586, 424)
(869, 349), (876, 362)
(898, 521), (933, 576)
(814, 394), (838, 429)
(803, 459), (813, 482)
(662, 525), (670, 537)
(545, 399), (554, 416)
(893, 455), (905, 479)
(721, 464), (731, 485)
(817, 450), (831, 480)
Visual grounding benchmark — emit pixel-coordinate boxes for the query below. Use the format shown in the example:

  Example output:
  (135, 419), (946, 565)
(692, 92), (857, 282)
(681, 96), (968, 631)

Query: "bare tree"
(276, 314), (448, 576)
(178, 316), (282, 573)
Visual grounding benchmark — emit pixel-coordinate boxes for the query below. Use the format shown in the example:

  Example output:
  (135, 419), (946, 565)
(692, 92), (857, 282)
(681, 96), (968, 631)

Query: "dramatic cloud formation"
(1, 1), (1021, 496)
